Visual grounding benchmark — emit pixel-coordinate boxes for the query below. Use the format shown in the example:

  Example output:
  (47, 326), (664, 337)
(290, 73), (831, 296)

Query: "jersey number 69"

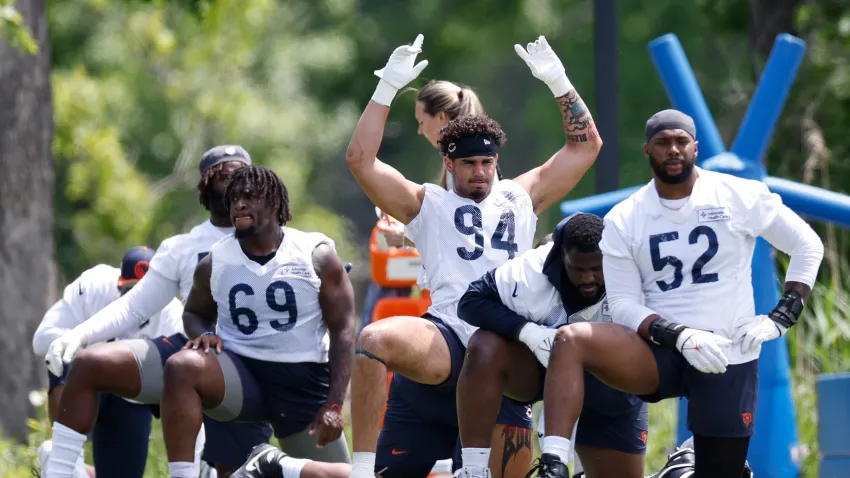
(228, 281), (298, 335)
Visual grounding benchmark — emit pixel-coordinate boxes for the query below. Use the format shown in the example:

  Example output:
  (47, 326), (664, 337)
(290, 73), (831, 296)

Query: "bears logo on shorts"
(742, 412), (753, 428)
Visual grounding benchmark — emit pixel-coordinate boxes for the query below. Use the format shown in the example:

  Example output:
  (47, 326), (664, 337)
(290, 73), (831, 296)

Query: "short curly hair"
(437, 115), (507, 156)
(562, 213), (604, 253)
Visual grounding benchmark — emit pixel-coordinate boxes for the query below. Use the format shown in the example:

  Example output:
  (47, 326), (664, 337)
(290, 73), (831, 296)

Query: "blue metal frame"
(560, 33), (850, 477)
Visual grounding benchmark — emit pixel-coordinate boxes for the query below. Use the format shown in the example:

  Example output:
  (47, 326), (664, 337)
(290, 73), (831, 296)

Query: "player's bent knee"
(466, 330), (510, 368)
(163, 350), (207, 384)
(355, 322), (398, 365)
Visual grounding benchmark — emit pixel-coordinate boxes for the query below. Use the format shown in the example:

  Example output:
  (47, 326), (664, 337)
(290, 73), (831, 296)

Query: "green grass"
(4, 261), (848, 478)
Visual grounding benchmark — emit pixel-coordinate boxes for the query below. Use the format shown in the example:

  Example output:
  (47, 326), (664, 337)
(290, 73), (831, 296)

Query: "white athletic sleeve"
(599, 219), (658, 331)
(759, 207), (824, 288)
(735, 182), (824, 288)
(74, 269), (181, 345)
(32, 299), (74, 357)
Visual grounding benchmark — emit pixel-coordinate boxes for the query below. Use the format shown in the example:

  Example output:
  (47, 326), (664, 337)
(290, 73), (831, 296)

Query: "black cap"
(199, 145), (252, 175)
(118, 246), (155, 287)
(645, 109), (696, 142)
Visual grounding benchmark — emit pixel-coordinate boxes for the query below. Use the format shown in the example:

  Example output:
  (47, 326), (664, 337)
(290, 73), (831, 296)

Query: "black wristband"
(769, 290), (805, 329)
(648, 317), (687, 350)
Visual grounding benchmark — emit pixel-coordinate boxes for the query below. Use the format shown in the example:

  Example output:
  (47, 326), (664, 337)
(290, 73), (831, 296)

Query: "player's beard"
(649, 153), (695, 185)
(207, 188), (230, 218)
(234, 224), (260, 239)
(565, 279), (604, 308)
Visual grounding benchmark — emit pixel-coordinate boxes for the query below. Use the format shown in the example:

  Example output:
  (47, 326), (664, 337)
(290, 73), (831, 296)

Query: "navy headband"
(645, 109), (696, 142)
(445, 135), (498, 159)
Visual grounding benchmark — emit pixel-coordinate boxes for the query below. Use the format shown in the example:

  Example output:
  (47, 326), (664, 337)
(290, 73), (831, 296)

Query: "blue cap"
(199, 145), (252, 175)
(118, 246), (155, 287)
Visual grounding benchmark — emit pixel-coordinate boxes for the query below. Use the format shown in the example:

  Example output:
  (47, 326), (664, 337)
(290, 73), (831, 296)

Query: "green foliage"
(0, 1), (37, 54)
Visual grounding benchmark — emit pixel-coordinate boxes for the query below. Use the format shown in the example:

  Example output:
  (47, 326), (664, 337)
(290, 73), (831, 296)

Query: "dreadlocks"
(224, 165), (292, 225)
(197, 163), (228, 211)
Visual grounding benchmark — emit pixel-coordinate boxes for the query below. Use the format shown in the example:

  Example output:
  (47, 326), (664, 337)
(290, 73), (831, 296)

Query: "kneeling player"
(454, 213), (647, 478)
(34, 246), (183, 478)
(537, 110), (824, 477)
(160, 165), (355, 478)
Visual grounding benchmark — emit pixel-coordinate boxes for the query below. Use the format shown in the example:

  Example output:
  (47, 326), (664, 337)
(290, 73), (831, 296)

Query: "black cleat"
(645, 445), (754, 478)
(526, 453), (570, 478)
(646, 447), (695, 478)
(231, 443), (288, 478)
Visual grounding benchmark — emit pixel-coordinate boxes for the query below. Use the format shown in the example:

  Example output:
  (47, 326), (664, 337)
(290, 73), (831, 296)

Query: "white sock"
(542, 436), (572, 464)
(351, 452), (376, 474)
(45, 422), (86, 478)
(280, 456), (310, 478)
(193, 423), (206, 468)
(169, 461), (199, 478)
(461, 447), (491, 469)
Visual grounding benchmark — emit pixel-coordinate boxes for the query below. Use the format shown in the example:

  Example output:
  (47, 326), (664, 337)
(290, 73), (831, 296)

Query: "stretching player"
(345, 34), (601, 478)
(43, 146), (273, 478)
(454, 213), (647, 478)
(33, 246), (183, 478)
(159, 165), (355, 478)
(535, 110), (824, 477)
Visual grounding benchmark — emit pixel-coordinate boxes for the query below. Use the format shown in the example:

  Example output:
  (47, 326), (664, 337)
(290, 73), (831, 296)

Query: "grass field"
(3, 261), (848, 477)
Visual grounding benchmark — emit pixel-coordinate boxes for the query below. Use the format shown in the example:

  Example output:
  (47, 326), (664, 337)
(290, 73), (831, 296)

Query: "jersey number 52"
(454, 205), (518, 261)
(649, 225), (719, 292)
(228, 281), (298, 335)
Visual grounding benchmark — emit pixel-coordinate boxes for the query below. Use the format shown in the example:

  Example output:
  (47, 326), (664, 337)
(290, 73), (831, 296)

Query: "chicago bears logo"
(641, 430), (648, 443)
(742, 412), (753, 428)
(134, 260), (150, 280)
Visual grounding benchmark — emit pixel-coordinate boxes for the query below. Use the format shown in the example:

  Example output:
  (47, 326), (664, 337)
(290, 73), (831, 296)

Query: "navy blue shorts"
(47, 369), (153, 478)
(217, 350), (331, 439)
(376, 315), (534, 476)
(151, 334), (273, 469)
(639, 342), (758, 438)
(532, 365), (648, 455)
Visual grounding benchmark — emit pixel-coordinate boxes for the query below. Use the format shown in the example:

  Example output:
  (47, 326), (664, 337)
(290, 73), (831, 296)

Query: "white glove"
(371, 34), (429, 107)
(733, 315), (786, 355)
(45, 330), (86, 377)
(518, 322), (557, 368)
(514, 35), (573, 97)
(675, 328), (732, 374)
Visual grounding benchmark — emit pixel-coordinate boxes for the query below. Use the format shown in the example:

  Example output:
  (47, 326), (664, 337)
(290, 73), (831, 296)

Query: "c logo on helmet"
(448, 143), (456, 153)
(134, 261), (150, 280)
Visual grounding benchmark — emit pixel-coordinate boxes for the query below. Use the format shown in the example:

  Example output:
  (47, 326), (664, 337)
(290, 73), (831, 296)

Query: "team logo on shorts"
(641, 430), (647, 443)
(742, 412), (753, 428)
(526, 406), (533, 419)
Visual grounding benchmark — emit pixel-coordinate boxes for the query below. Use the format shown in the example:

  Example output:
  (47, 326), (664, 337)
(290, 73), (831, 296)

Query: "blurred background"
(0, 0), (848, 476)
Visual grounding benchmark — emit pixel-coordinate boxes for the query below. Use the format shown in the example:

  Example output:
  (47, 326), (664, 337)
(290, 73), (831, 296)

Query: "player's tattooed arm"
(513, 87), (603, 214)
(182, 254), (218, 339)
(557, 89), (599, 144)
(314, 243), (356, 408)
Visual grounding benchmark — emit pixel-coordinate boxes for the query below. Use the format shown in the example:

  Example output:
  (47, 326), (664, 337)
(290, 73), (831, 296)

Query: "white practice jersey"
(150, 220), (235, 303)
(210, 227), (333, 363)
(493, 243), (611, 327)
(601, 168), (794, 363)
(405, 180), (537, 345)
(32, 265), (184, 357)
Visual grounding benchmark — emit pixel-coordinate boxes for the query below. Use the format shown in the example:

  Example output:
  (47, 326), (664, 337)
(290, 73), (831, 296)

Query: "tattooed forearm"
(557, 89), (598, 143)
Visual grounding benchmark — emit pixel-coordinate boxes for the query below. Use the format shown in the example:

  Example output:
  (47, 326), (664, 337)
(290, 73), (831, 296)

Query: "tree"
(0, 0), (55, 442)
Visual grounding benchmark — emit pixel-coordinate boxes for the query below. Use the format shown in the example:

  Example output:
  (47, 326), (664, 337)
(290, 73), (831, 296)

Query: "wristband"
(200, 331), (215, 337)
(329, 403), (342, 414)
(648, 317), (686, 350)
(371, 80), (398, 107)
(769, 290), (804, 329)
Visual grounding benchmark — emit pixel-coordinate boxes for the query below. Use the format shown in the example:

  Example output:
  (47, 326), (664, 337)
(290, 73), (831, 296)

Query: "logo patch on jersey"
(275, 265), (313, 279)
(697, 207), (731, 223)
(601, 300), (610, 317)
